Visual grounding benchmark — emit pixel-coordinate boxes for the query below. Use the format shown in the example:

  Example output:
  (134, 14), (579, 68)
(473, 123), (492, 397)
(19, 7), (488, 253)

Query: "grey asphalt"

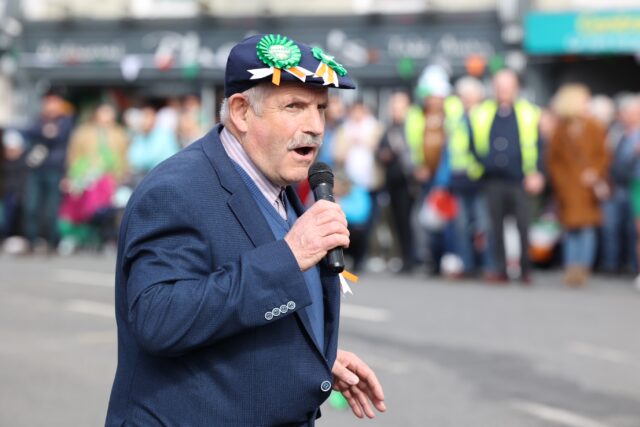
(1, 253), (639, 427)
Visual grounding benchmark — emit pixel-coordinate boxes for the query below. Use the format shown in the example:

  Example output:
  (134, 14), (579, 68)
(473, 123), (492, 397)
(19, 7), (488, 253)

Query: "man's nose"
(304, 107), (325, 136)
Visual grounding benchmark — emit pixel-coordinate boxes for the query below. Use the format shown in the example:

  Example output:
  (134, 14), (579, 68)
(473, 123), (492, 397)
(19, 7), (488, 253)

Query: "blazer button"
(264, 311), (274, 321)
(287, 301), (296, 310)
(272, 307), (281, 317)
(320, 380), (332, 392)
(280, 304), (288, 314)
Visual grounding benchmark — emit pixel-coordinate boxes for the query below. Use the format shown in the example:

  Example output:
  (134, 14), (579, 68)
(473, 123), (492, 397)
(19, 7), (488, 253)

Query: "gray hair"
(220, 84), (270, 124)
(455, 76), (485, 99)
(617, 92), (640, 113)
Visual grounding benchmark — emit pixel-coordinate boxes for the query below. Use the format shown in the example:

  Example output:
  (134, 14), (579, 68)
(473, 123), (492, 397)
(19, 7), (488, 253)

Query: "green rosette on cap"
(311, 46), (347, 76)
(257, 34), (301, 69)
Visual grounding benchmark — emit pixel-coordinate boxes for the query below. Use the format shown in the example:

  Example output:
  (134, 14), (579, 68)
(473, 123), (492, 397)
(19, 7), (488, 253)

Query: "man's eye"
(285, 103), (301, 110)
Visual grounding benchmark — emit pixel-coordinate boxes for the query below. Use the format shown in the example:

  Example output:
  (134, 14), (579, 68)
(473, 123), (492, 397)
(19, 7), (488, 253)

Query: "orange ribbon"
(341, 270), (359, 283)
(272, 68), (281, 85)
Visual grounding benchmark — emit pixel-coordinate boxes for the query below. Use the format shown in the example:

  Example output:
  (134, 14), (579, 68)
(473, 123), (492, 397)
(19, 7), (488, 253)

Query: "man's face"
(242, 83), (328, 186)
(141, 107), (156, 133)
(494, 71), (519, 106)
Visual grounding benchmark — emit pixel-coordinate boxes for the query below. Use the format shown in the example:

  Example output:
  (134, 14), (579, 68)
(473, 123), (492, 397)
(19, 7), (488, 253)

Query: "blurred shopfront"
(524, 10), (640, 100)
(10, 12), (505, 121)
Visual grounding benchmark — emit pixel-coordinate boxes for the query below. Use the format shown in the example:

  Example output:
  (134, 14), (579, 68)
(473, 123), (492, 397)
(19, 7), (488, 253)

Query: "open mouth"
(293, 147), (314, 156)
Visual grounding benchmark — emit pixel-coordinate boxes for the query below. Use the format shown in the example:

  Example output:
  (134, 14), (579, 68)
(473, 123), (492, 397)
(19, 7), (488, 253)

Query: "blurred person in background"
(177, 94), (207, 148)
(547, 84), (610, 286)
(406, 65), (451, 275)
(598, 94), (638, 275)
(590, 95), (617, 133)
(127, 103), (180, 187)
(376, 91), (416, 273)
(610, 95), (640, 289)
(1, 130), (27, 239)
(316, 94), (345, 168)
(155, 97), (180, 133)
(334, 100), (384, 268)
(470, 69), (544, 283)
(334, 169), (373, 273)
(446, 76), (494, 278)
(21, 90), (75, 253)
(57, 104), (129, 254)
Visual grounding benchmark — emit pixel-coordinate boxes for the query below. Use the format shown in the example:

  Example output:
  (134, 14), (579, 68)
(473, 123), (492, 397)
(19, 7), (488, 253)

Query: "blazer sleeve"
(121, 181), (312, 357)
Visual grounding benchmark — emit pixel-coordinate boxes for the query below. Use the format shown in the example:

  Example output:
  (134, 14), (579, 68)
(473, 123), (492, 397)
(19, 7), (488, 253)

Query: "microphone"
(308, 162), (345, 274)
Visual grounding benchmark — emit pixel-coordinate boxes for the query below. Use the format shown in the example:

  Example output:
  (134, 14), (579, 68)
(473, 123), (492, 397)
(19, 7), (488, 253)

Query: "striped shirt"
(220, 127), (287, 219)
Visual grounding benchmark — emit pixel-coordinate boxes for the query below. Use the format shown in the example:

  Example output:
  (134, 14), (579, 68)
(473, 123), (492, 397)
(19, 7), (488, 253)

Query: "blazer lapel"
(201, 125), (275, 248)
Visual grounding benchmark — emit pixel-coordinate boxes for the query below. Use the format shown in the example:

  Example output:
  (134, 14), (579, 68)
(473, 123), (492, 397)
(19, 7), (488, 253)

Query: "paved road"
(1, 253), (639, 427)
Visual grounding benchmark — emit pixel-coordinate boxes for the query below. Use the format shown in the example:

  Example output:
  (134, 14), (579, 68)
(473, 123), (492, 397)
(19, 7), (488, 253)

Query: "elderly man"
(470, 69), (544, 283)
(105, 34), (385, 426)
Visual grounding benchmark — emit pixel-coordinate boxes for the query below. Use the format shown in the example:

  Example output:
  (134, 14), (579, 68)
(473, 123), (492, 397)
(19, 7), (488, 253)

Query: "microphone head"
(308, 162), (334, 190)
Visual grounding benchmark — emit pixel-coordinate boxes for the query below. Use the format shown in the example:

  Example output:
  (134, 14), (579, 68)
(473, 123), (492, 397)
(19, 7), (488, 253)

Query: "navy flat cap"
(224, 34), (356, 98)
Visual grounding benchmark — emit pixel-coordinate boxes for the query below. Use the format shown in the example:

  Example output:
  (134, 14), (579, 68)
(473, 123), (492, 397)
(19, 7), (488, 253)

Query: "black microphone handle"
(312, 182), (345, 273)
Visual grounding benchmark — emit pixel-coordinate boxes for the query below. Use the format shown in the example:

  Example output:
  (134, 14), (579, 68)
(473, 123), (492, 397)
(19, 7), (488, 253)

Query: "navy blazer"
(106, 125), (341, 426)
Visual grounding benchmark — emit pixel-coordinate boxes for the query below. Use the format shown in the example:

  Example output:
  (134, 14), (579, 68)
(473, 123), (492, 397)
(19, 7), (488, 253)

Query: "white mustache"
(287, 134), (323, 150)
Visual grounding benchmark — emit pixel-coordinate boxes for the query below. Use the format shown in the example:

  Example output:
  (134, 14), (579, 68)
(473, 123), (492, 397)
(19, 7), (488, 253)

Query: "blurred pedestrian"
(610, 95), (640, 289)
(316, 93), (345, 168)
(334, 100), (384, 267)
(547, 84), (610, 286)
(177, 94), (207, 148)
(599, 94), (638, 275)
(376, 91), (416, 273)
(406, 65), (453, 275)
(470, 69), (544, 283)
(1, 130), (27, 238)
(21, 90), (75, 253)
(447, 76), (494, 278)
(58, 104), (129, 253)
(334, 101), (384, 192)
(127, 103), (180, 187)
(335, 169), (373, 273)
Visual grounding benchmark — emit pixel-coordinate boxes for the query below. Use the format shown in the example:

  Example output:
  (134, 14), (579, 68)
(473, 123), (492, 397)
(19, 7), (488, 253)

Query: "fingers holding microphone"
(284, 200), (350, 271)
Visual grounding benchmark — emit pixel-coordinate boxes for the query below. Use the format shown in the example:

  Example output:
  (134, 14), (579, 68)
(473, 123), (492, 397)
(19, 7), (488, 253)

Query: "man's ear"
(228, 94), (250, 134)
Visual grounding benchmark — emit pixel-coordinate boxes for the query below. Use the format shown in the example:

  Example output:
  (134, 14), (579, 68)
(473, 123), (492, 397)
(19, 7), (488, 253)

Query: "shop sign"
(525, 11), (640, 54)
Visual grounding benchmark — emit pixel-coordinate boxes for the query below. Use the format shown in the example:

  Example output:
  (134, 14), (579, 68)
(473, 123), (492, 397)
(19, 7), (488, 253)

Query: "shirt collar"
(220, 126), (285, 213)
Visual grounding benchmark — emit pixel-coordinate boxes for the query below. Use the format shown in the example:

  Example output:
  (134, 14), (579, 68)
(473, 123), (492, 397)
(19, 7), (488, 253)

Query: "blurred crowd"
(0, 92), (207, 256)
(2, 67), (640, 290)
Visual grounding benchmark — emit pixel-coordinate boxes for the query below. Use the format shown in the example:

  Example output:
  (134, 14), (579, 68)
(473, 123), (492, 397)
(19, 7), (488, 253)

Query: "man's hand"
(284, 200), (349, 271)
(332, 350), (386, 419)
(524, 171), (545, 195)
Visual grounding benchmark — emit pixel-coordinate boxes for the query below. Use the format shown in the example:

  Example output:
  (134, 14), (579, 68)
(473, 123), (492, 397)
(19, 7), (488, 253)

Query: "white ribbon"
(338, 274), (353, 295)
(248, 66), (275, 80)
(247, 66), (314, 82)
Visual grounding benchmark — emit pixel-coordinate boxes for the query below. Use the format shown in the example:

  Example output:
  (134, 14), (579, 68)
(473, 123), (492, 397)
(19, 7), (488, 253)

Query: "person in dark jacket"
(1, 129), (28, 238)
(105, 34), (385, 426)
(21, 91), (75, 252)
(470, 69), (545, 283)
(377, 91), (416, 273)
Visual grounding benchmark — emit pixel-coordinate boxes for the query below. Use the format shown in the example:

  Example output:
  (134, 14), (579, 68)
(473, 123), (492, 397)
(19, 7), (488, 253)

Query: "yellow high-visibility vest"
(444, 96), (483, 180)
(405, 104), (427, 166)
(471, 99), (541, 175)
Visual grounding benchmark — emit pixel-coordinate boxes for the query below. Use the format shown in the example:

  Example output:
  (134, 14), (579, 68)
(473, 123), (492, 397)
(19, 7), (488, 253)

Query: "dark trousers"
(23, 168), (63, 248)
(346, 224), (369, 273)
(1, 191), (21, 237)
(484, 179), (532, 276)
(387, 181), (415, 269)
